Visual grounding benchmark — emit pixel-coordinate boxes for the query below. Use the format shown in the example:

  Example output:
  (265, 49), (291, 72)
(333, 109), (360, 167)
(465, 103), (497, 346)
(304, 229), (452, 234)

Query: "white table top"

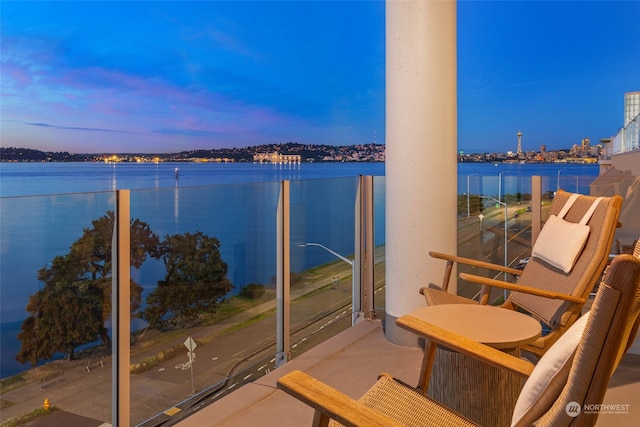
(408, 304), (542, 350)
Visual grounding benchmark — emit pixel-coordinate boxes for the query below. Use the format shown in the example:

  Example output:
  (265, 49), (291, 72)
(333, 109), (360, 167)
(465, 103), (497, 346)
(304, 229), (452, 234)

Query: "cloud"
(154, 128), (227, 138)
(25, 122), (132, 134)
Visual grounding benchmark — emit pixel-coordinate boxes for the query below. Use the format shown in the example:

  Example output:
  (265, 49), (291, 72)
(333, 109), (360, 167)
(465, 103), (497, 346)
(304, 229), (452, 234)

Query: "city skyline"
(1, 1), (639, 154)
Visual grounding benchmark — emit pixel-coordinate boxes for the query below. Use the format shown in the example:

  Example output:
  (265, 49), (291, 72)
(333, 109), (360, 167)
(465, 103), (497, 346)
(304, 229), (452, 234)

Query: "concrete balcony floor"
(176, 319), (640, 427)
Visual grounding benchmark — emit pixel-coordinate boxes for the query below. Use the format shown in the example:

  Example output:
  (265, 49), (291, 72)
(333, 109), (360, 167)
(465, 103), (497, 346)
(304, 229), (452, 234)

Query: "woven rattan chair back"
(421, 190), (623, 357)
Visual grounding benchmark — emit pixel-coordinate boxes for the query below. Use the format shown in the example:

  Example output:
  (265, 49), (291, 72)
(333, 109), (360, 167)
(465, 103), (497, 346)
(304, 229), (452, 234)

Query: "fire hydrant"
(43, 398), (50, 410)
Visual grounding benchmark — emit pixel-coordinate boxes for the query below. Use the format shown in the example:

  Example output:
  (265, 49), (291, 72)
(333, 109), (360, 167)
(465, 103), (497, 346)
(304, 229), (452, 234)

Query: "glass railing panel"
(289, 177), (358, 359)
(457, 174), (530, 303)
(457, 170), (612, 304)
(128, 182), (279, 425)
(373, 175), (386, 317)
(0, 191), (115, 426)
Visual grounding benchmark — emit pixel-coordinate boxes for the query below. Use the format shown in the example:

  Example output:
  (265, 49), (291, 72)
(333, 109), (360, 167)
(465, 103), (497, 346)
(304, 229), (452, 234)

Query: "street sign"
(184, 336), (197, 352)
(183, 336), (197, 394)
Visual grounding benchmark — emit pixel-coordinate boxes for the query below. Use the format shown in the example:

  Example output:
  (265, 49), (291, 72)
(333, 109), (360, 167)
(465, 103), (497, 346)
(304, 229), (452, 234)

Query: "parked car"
(515, 256), (530, 271)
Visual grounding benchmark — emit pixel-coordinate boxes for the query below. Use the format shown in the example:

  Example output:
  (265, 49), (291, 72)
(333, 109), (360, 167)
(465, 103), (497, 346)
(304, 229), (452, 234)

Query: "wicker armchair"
(421, 190), (622, 357)
(277, 253), (640, 427)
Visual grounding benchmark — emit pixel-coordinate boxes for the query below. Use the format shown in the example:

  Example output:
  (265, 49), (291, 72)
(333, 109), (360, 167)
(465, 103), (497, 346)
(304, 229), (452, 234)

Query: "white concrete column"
(385, 0), (457, 345)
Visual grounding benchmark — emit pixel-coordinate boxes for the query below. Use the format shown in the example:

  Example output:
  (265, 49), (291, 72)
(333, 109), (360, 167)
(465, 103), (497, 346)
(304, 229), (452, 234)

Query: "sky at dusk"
(1, 1), (639, 154)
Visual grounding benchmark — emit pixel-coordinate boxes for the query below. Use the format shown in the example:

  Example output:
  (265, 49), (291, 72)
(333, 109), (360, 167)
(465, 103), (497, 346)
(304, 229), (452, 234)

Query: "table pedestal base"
(427, 347), (525, 427)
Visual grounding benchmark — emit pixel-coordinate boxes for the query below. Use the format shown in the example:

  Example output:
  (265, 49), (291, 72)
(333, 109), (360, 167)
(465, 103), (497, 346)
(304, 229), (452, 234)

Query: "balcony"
(174, 320), (640, 427)
(1, 172), (638, 426)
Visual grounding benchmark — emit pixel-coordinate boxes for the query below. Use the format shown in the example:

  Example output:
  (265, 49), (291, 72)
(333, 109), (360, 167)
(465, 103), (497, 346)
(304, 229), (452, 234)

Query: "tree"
(240, 283), (266, 299)
(458, 194), (482, 217)
(69, 211), (160, 337)
(16, 256), (104, 364)
(16, 212), (159, 365)
(143, 231), (233, 329)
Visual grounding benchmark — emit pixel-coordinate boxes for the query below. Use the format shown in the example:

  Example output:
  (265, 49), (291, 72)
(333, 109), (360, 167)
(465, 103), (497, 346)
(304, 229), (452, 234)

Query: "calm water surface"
(0, 162), (384, 197)
(0, 161), (598, 196)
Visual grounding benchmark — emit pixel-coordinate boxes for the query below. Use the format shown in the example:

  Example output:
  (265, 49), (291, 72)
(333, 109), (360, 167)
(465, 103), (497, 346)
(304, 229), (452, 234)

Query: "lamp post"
(466, 174), (479, 219)
(556, 169), (566, 191)
(498, 171), (510, 203)
(569, 175), (579, 193)
(560, 173), (579, 193)
(480, 196), (509, 298)
(296, 242), (357, 325)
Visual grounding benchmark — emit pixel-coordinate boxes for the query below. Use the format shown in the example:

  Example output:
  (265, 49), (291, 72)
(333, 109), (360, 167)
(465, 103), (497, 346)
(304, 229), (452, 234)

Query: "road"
(455, 204), (536, 300)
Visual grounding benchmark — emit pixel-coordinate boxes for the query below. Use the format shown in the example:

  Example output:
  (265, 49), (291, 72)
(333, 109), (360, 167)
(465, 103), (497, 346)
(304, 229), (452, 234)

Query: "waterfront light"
(479, 196), (509, 299)
(557, 169), (566, 191)
(296, 242), (356, 325)
(498, 171), (510, 202)
(557, 169), (579, 192)
(466, 174), (479, 219)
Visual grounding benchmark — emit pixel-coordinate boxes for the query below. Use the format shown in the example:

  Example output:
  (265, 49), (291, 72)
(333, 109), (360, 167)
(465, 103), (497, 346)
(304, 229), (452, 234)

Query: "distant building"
(516, 131), (523, 158)
(624, 91), (640, 127)
(593, 90), (640, 247)
(253, 152), (301, 164)
(600, 91), (640, 168)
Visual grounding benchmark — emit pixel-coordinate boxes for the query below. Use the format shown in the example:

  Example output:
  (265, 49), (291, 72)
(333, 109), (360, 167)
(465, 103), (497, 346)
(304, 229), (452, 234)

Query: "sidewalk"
(21, 410), (109, 427)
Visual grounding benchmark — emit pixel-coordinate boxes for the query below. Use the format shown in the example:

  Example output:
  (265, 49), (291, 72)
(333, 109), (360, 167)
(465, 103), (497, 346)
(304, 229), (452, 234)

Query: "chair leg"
(418, 339), (438, 394)
(312, 410), (331, 427)
(478, 285), (490, 305)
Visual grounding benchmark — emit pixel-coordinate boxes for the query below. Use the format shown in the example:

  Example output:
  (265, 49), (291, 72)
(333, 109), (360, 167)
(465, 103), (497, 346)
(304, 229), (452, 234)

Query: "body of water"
(0, 161), (598, 197)
(0, 161), (385, 197)
(0, 161), (598, 377)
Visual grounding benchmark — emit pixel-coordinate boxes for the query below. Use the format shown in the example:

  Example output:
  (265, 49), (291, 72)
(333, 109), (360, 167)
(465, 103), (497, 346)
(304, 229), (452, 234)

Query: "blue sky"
(1, 1), (639, 154)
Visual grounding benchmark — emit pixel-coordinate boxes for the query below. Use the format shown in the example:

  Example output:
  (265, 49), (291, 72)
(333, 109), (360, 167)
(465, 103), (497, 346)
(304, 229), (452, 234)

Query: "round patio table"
(407, 304), (542, 427)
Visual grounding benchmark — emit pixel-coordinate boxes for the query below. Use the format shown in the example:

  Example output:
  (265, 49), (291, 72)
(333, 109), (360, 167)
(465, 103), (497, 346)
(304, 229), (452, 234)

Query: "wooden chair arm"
(459, 273), (586, 304)
(429, 251), (523, 276)
(396, 315), (535, 378)
(277, 370), (403, 427)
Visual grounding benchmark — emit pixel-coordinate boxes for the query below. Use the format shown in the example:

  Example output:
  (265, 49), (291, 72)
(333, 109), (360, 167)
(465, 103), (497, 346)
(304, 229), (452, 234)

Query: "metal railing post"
(275, 181), (290, 367)
(354, 179), (363, 322)
(532, 176), (542, 246)
(355, 175), (375, 322)
(112, 190), (130, 427)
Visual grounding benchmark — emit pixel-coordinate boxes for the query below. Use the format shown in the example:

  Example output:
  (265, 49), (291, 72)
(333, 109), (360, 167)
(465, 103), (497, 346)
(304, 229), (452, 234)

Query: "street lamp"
(479, 196), (509, 299)
(556, 169), (566, 191)
(498, 171), (510, 203)
(296, 242), (357, 325)
(558, 170), (579, 193)
(466, 174), (479, 219)
(569, 175), (579, 193)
